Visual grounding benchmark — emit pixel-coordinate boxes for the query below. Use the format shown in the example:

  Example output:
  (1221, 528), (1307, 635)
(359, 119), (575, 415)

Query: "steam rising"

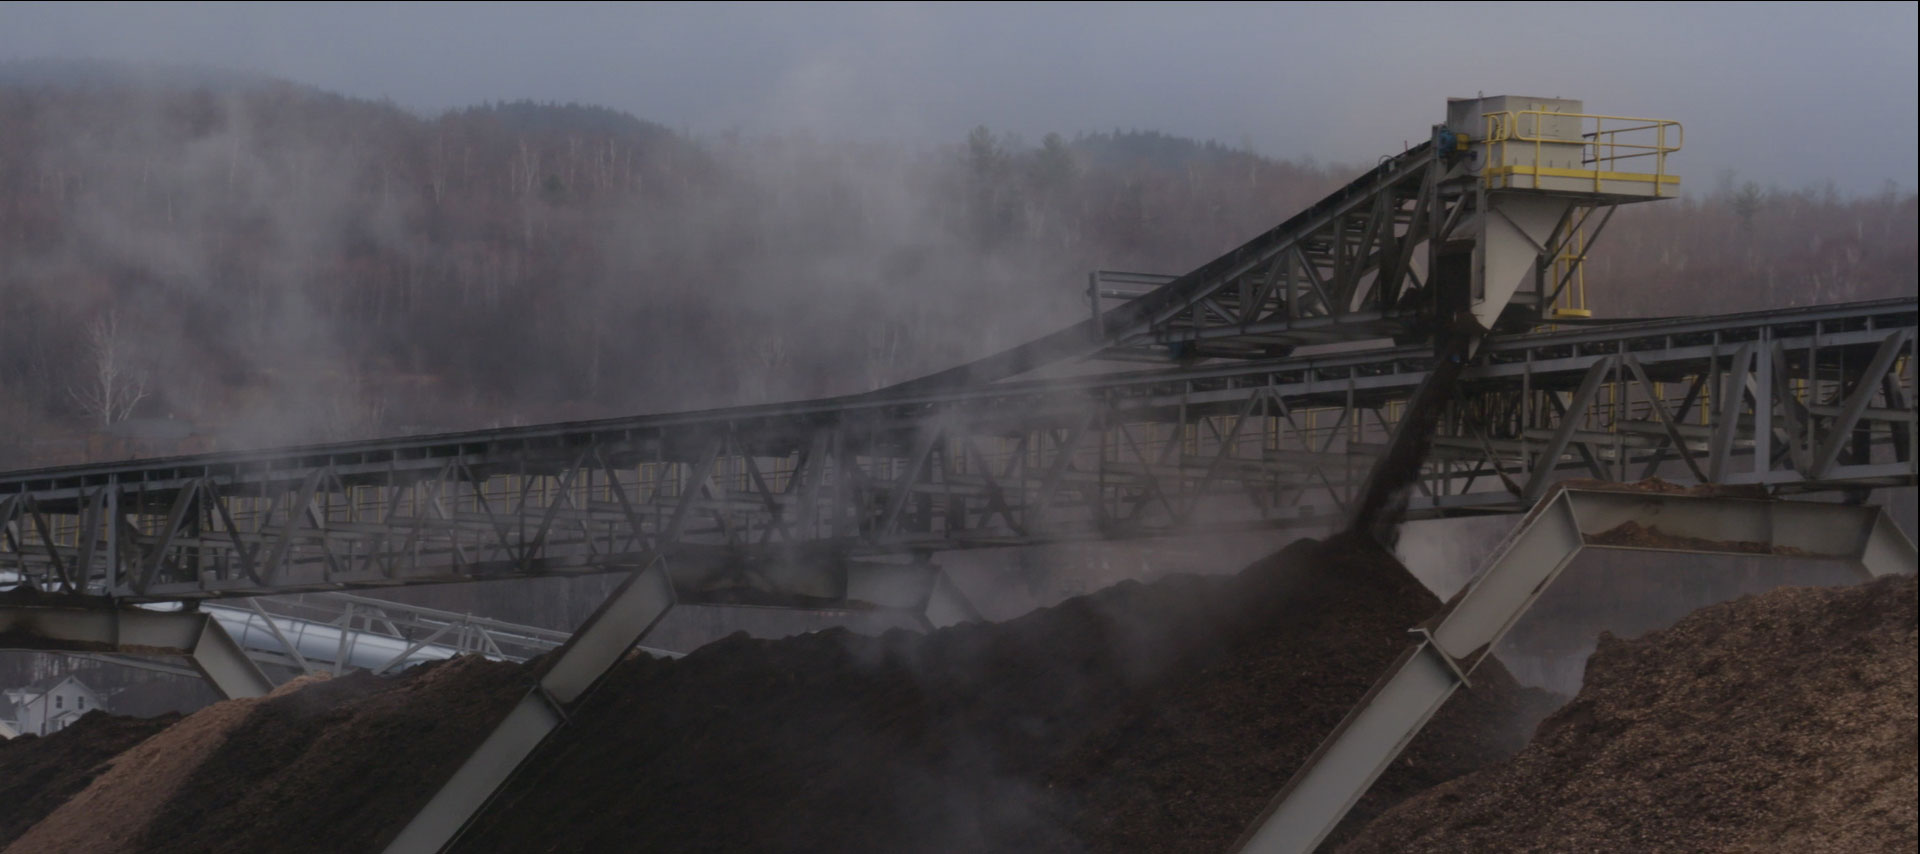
(0, 68), (1352, 462)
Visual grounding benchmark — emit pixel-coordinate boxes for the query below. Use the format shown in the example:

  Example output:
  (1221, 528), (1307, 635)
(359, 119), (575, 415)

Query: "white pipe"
(202, 605), (459, 672)
(6, 580), (682, 670)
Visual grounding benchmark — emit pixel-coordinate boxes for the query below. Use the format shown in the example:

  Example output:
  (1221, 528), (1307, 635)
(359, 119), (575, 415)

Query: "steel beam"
(0, 602), (272, 699)
(383, 562), (677, 854)
(385, 547), (980, 853)
(846, 560), (981, 629)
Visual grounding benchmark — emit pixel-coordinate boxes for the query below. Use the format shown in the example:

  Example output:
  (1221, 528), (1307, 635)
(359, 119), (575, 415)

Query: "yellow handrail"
(1481, 109), (1683, 195)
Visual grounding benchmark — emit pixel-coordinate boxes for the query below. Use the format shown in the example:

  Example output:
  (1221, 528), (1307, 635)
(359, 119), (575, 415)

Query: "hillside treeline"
(0, 73), (1913, 466)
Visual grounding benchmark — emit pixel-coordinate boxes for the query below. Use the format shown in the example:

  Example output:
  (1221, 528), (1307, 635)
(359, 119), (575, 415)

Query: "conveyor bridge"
(0, 299), (1909, 608)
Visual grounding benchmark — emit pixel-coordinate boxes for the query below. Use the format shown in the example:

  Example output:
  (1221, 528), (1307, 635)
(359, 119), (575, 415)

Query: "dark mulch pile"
(1341, 572), (1920, 854)
(130, 655), (531, 854)
(1051, 538), (1559, 853)
(0, 712), (178, 847)
(1586, 519), (1812, 555)
(456, 533), (1558, 853)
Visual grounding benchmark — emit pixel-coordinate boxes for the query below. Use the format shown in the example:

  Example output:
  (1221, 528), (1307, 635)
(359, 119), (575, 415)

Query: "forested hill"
(1, 64), (1913, 466)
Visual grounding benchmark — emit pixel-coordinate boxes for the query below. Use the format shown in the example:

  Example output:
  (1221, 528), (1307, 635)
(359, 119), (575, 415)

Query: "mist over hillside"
(0, 62), (1913, 467)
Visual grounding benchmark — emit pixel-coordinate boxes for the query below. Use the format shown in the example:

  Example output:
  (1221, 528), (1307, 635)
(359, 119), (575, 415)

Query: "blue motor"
(1433, 125), (1469, 156)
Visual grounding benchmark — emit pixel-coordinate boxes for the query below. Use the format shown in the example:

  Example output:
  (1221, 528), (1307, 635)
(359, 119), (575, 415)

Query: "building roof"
(6, 674), (97, 699)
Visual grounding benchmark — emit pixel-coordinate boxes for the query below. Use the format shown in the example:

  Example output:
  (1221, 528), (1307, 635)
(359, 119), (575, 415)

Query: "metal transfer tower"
(1437, 95), (1679, 331)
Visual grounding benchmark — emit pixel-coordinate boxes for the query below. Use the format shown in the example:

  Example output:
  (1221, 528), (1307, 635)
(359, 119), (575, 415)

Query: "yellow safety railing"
(1483, 110), (1683, 196)
(1551, 226), (1591, 320)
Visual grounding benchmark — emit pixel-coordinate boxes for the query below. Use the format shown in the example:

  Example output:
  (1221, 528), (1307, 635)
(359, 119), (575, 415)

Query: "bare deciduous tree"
(746, 333), (792, 404)
(68, 311), (149, 428)
(864, 320), (907, 392)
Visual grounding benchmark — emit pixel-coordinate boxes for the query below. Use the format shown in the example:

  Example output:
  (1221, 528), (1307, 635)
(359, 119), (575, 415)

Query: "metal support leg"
(919, 567), (982, 629)
(383, 562), (676, 854)
(846, 560), (982, 630)
(1232, 486), (1916, 854)
(0, 603), (273, 699)
(186, 611), (278, 698)
(1855, 510), (1918, 579)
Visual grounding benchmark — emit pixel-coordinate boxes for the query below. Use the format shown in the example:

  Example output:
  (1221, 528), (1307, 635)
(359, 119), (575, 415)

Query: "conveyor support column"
(1232, 486), (1916, 854)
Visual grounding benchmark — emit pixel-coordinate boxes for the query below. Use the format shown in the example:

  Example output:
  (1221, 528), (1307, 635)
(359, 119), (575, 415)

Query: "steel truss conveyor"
(0, 297), (1911, 607)
(0, 94), (1727, 612)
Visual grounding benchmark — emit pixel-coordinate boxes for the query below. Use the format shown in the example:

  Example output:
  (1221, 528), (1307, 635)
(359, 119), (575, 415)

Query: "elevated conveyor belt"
(0, 96), (1711, 612)
(890, 142), (1442, 389)
(895, 97), (1684, 387)
(1, 297), (1907, 607)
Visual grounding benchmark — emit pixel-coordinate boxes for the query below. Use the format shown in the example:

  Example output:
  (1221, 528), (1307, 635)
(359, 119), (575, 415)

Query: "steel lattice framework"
(0, 297), (1910, 606)
(76, 592), (575, 684)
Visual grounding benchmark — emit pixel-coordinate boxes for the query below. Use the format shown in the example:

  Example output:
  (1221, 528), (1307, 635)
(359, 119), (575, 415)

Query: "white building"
(3, 675), (105, 737)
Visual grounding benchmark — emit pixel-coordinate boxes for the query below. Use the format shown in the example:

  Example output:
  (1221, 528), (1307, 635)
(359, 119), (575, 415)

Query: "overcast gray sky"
(2, 1), (1915, 194)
